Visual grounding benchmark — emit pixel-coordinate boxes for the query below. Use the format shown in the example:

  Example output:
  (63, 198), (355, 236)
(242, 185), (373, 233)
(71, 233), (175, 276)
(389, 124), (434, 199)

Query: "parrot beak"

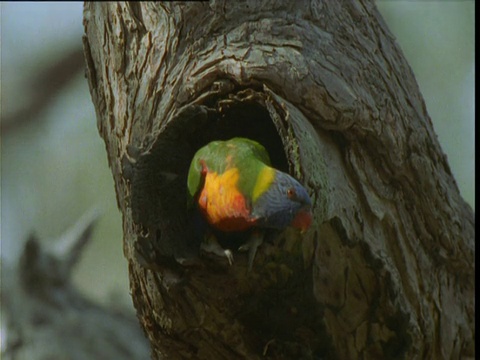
(291, 208), (313, 233)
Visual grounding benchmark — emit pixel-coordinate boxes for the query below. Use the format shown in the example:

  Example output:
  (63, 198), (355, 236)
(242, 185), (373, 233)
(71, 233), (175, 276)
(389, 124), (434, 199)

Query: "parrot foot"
(201, 235), (234, 265)
(223, 249), (234, 266)
(238, 231), (264, 270)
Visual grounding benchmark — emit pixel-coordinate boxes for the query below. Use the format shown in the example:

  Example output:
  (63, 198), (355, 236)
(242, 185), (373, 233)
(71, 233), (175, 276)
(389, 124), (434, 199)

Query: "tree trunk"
(82, 2), (474, 359)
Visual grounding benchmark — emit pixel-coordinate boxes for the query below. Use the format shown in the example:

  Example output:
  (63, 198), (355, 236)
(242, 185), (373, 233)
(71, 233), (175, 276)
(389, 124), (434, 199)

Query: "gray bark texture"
(82, 1), (474, 359)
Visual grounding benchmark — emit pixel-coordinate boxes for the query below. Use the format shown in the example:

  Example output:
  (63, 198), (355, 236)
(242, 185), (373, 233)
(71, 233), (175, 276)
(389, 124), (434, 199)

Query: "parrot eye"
(287, 188), (296, 199)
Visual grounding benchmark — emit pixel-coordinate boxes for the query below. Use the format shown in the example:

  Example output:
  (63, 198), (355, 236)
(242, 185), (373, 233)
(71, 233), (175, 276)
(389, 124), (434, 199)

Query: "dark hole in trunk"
(130, 95), (289, 263)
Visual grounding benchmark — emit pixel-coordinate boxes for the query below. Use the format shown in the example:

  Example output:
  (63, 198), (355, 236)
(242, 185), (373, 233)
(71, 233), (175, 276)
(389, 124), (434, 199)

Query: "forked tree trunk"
(82, 2), (474, 359)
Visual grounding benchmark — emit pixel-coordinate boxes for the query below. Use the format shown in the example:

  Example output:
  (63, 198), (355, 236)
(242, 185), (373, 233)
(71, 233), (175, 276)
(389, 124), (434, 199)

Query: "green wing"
(186, 138), (272, 208)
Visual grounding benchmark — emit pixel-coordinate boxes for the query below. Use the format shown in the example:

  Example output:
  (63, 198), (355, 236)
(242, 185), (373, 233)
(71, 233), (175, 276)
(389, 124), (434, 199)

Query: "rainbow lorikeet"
(187, 137), (312, 269)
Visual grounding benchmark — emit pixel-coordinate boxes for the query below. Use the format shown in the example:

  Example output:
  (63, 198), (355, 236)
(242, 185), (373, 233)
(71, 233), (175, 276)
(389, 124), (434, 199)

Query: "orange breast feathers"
(197, 167), (256, 232)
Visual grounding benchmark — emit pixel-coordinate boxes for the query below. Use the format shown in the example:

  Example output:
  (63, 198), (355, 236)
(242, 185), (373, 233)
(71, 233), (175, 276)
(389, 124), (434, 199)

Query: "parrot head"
(253, 171), (313, 232)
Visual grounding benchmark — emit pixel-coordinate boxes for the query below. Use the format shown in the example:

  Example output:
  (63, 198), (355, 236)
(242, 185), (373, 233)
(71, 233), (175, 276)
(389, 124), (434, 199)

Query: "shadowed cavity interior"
(131, 101), (289, 260)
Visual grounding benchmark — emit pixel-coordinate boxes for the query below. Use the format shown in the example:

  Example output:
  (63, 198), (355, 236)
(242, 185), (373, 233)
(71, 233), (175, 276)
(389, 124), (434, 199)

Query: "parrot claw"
(201, 235), (234, 266)
(238, 231), (264, 271)
(224, 249), (234, 266)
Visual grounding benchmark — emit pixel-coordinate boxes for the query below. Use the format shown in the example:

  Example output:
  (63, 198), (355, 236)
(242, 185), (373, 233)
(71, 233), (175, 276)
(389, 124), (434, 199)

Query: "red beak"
(291, 208), (313, 233)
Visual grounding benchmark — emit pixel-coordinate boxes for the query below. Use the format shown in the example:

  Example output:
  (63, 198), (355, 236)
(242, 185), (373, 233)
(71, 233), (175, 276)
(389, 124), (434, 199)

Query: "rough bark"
(83, 1), (474, 359)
